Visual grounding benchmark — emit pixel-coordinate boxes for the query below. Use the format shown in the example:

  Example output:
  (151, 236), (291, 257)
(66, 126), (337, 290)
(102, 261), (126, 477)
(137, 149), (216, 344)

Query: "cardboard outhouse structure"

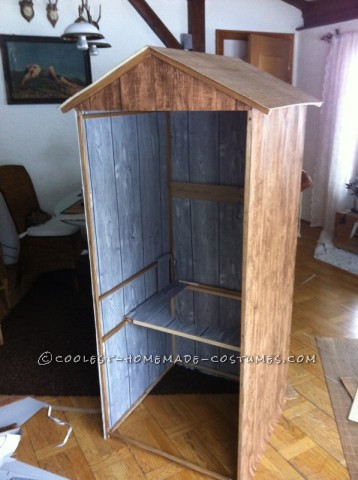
(61, 46), (320, 479)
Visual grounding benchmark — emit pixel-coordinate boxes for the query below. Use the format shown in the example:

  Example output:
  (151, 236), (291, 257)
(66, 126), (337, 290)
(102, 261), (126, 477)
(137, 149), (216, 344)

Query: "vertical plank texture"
(112, 114), (146, 314)
(170, 112), (195, 359)
(171, 112), (245, 371)
(85, 117), (125, 334)
(120, 56), (243, 112)
(238, 106), (307, 479)
(85, 113), (172, 431)
(188, 112), (220, 368)
(218, 112), (246, 375)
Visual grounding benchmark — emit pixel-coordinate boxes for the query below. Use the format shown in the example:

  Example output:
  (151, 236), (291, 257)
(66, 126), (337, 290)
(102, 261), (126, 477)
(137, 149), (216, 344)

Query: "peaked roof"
(60, 46), (321, 114)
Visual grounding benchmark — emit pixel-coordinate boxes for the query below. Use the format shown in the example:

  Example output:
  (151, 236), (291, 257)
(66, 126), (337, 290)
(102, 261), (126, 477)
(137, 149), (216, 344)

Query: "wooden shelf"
(125, 282), (241, 352)
(171, 182), (244, 203)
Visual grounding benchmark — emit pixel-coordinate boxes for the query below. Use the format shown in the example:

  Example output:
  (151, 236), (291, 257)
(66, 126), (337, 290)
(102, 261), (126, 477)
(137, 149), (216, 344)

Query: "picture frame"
(0, 35), (92, 104)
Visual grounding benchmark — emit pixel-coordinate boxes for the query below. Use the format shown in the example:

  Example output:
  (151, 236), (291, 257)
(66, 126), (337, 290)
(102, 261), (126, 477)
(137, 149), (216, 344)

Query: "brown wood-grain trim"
(82, 111), (151, 119)
(88, 78), (121, 111)
(98, 261), (158, 302)
(102, 319), (128, 343)
(120, 56), (156, 111)
(118, 56), (245, 112)
(166, 113), (175, 282)
(180, 280), (242, 301)
(76, 112), (110, 435)
(238, 107), (307, 479)
(126, 315), (241, 353)
(171, 182), (244, 203)
(149, 48), (270, 114)
(238, 109), (253, 479)
(60, 48), (151, 113)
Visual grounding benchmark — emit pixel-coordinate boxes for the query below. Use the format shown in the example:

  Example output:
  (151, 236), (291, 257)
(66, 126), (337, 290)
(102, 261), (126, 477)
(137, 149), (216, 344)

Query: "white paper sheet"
(0, 399), (69, 480)
(0, 433), (21, 468)
(0, 398), (46, 429)
(0, 460), (68, 479)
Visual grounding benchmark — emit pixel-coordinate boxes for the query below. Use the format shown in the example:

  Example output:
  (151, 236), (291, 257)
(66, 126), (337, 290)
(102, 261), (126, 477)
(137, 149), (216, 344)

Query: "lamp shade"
(77, 35), (89, 51)
(61, 20), (103, 41)
(89, 45), (99, 56)
(88, 38), (111, 48)
(88, 38), (111, 56)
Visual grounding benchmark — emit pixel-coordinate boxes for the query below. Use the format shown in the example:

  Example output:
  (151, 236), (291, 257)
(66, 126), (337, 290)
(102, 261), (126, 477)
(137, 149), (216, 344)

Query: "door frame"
(215, 30), (294, 83)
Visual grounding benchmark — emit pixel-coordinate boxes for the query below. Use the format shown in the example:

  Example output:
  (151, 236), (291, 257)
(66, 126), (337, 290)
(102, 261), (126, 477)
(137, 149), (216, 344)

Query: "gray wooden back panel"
(189, 113), (220, 369)
(85, 113), (172, 430)
(104, 323), (171, 426)
(86, 117), (126, 332)
(137, 113), (165, 299)
(171, 112), (195, 359)
(171, 112), (246, 373)
(112, 114), (146, 313)
(218, 111), (246, 375)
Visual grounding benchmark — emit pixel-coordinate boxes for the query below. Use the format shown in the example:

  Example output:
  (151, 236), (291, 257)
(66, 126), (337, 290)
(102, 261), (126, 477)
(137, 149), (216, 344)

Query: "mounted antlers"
(46, 0), (59, 28)
(19, 0), (35, 22)
(78, 0), (102, 29)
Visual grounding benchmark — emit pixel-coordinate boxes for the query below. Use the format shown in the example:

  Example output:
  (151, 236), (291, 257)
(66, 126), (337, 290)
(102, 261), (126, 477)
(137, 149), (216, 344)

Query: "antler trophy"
(19, 0), (35, 22)
(79, 0), (102, 29)
(47, 0), (59, 28)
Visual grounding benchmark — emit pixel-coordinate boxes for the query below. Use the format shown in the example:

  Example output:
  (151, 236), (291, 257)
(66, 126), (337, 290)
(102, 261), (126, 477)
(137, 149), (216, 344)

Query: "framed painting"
(0, 35), (92, 104)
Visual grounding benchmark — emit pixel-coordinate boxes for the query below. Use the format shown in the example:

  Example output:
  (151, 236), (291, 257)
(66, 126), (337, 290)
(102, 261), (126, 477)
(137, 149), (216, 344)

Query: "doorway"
(216, 29), (294, 83)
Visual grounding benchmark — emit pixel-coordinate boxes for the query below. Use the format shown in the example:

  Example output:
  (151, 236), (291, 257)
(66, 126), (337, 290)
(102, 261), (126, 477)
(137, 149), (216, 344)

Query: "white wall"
(0, 0), (301, 262)
(296, 18), (358, 221)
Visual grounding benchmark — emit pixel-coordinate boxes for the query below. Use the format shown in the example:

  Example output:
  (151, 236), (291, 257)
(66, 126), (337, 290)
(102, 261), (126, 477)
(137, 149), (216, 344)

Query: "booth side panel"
(238, 106), (307, 479)
(84, 113), (172, 431)
(86, 117), (126, 334)
(111, 114), (146, 314)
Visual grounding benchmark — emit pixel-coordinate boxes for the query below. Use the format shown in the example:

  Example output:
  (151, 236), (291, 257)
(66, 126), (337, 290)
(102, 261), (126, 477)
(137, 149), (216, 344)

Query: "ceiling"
(126, 0), (357, 54)
(281, 0), (358, 29)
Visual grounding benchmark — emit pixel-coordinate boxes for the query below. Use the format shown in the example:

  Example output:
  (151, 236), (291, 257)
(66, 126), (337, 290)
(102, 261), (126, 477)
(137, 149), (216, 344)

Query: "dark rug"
(0, 263), (238, 396)
(0, 264), (100, 396)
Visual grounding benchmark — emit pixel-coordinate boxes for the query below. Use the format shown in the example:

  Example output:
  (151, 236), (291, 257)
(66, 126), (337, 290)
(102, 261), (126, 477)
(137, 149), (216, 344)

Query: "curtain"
(310, 31), (358, 234)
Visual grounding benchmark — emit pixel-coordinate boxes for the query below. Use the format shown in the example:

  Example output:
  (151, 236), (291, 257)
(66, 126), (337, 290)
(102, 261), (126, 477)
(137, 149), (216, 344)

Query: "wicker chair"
(0, 244), (11, 345)
(0, 165), (83, 286)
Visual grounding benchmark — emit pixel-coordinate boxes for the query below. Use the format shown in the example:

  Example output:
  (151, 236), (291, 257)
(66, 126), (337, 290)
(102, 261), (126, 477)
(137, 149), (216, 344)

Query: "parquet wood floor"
(1, 222), (357, 479)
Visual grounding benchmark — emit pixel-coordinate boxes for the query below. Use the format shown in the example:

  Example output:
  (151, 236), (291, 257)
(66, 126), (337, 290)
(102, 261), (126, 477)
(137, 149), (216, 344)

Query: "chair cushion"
(19, 217), (79, 238)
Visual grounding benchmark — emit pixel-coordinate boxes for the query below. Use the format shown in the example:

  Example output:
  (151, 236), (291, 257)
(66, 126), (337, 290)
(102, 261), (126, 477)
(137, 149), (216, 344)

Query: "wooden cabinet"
(61, 46), (320, 480)
(334, 211), (358, 254)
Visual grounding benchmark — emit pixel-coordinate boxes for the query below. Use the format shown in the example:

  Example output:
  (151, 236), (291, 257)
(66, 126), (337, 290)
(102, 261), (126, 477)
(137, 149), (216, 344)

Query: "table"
(54, 190), (85, 227)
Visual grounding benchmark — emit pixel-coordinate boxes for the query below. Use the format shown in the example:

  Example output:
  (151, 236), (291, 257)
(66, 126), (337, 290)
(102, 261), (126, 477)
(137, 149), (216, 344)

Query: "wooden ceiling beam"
(128, 0), (182, 49)
(281, 0), (358, 29)
(187, 0), (206, 52)
(301, 0), (358, 29)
